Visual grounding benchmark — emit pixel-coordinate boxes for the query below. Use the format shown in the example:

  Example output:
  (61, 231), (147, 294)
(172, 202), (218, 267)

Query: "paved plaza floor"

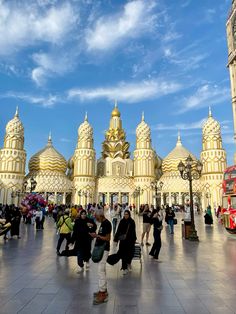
(0, 212), (236, 314)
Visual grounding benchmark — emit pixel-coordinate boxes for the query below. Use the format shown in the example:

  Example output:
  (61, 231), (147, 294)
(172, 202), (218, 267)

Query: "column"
(168, 192), (172, 207)
(63, 192), (66, 205)
(160, 192), (164, 206)
(179, 192), (182, 205)
(118, 191), (121, 204)
(107, 192), (110, 206)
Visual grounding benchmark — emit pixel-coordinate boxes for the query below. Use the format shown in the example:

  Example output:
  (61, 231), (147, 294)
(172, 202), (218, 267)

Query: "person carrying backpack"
(56, 209), (73, 256)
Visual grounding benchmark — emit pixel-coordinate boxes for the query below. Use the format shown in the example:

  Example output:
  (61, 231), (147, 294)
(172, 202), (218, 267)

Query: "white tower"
(133, 113), (156, 205)
(0, 107), (26, 205)
(200, 107), (227, 209)
(73, 113), (96, 205)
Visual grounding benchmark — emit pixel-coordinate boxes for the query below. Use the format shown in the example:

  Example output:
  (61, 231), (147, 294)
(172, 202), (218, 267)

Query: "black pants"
(119, 241), (135, 270)
(149, 229), (161, 259)
(57, 233), (71, 252)
(35, 217), (41, 230)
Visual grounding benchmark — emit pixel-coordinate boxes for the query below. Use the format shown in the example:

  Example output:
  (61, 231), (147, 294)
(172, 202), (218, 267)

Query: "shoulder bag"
(117, 224), (130, 241)
(92, 243), (106, 263)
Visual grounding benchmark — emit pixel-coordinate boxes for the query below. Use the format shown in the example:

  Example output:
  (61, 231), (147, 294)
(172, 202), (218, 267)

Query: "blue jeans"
(168, 220), (174, 234)
(112, 218), (118, 234)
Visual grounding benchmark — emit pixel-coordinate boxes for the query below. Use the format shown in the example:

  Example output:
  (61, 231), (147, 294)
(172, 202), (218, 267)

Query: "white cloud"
(179, 84), (230, 113)
(86, 0), (156, 51)
(0, 2), (78, 56)
(153, 118), (231, 131)
(0, 92), (60, 108)
(68, 79), (182, 103)
(153, 119), (206, 131)
(31, 51), (76, 86)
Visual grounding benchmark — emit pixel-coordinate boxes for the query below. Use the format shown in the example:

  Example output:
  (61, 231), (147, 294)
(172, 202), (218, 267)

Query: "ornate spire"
(177, 131), (182, 146)
(114, 99), (117, 108)
(208, 106), (212, 118)
(47, 131), (52, 146)
(142, 111), (145, 121)
(15, 106), (19, 117)
(85, 112), (88, 122)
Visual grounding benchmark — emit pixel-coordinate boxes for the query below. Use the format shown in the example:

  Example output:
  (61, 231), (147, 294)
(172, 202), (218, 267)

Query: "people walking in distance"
(90, 208), (111, 305)
(216, 205), (222, 219)
(35, 208), (43, 230)
(56, 208), (73, 255)
(110, 204), (120, 235)
(3, 205), (12, 240)
(114, 210), (136, 275)
(140, 204), (152, 246)
(166, 206), (175, 234)
(204, 205), (213, 225)
(10, 206), (21, 239)
(149, 207), (163, 260)
(71, 210), (97, 273)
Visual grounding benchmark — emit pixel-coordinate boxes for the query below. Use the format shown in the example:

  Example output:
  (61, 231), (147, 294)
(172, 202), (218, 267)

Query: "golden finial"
(142, 111), (145, 121)
(114, 100), (118, 108)
(15, 106), (19, 117)
(85, 112), (88, 121)
(209, 106), (212, 117)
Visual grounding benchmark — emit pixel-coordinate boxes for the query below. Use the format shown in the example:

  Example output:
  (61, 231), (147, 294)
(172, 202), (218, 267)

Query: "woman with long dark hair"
(149, 207), (163, 261)
(114, 210), (136, 275)
(71, 210), (97, 272)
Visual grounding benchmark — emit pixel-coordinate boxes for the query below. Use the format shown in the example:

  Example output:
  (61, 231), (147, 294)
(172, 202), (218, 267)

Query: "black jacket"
(71, 217), (97, 250)
(114, 217), (136, 244)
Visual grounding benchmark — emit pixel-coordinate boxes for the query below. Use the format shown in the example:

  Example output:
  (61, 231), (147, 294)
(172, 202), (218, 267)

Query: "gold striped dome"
(29, 134), (67, 173)
(136, 112), (151, 141)
(6, 107), (24, 137)
(203, 107), (220, 136)
(162, 134), (197, 173)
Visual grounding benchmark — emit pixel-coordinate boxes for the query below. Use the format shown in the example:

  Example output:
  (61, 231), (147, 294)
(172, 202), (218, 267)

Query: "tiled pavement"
(1, 212), (236, 314)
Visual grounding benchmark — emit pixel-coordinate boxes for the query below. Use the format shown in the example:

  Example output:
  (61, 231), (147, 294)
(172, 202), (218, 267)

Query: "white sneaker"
(122, 269), (128, 276)
(85, 262), (90, 270)
(127, 264), (132, 272)
(77, 267), (84, 273)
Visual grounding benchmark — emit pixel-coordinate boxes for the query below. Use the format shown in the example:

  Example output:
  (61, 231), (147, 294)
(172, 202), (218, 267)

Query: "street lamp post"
(178, 155), (203, 241)
(28, 177), (37, 193)
(151, 180), (164, 209)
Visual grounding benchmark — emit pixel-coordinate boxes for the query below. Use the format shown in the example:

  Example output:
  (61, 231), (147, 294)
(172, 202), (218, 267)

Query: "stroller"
(133, 242), (142, 265)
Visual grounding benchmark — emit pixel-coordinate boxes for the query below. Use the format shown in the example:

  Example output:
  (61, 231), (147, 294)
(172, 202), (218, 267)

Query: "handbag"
(117, 224), (130, 241)
(92, 243), (106, 263)
(107, 253), (120, 265)
(174, 218), (177, 225)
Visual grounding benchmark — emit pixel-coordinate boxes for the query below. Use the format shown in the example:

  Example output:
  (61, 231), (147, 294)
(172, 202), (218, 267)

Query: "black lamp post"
(178, 155), (203, 241)
(151, 180), (164, 209)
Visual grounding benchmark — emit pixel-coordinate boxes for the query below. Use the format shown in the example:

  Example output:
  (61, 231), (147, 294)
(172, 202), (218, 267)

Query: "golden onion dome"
(78, 112), (93, 140)
(6, 107), (24, 136)
(111, 102), (121, 117)
(136, 112), (151, 140)
(203, 107), (221, 136)
(29, 133), (67, 173)
(162, 133), (198, 173)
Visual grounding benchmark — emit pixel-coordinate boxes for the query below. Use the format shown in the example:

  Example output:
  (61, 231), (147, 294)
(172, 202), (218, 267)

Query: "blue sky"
(0, 0), (234, 170)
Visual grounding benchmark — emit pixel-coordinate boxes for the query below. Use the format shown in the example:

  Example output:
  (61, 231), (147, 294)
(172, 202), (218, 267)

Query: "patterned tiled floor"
(0, 212), (236, 314)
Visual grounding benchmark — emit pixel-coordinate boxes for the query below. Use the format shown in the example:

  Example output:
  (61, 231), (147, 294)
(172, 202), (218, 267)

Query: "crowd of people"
(0, 199), (223, 305)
